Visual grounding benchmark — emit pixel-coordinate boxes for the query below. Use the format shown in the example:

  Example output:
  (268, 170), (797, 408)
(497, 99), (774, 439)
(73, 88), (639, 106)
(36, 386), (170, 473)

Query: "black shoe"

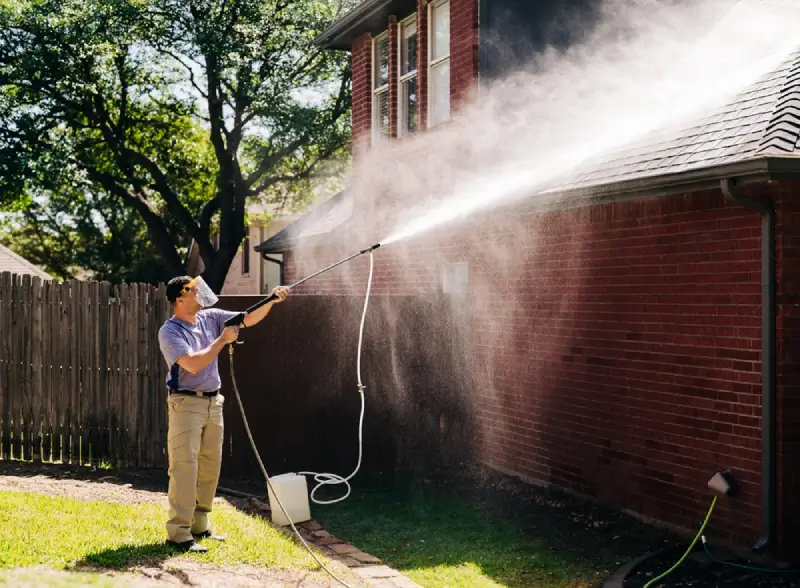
(192, 530), (227, 541)
(167, 539), (209, 553)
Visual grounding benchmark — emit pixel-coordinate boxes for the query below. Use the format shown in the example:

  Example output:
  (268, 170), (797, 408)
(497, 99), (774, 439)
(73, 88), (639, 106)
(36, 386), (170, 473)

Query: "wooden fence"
(0, 273), (476, 479)
(0, 272), (172, 469)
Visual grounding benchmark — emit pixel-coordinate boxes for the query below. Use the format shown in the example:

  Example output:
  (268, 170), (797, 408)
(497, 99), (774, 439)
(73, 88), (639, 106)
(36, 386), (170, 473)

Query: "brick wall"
(351, 34), (373, 159)
(278, 182), (800, 551)
(347, 0), (480, 159)
(470, 188), (766, 548)
(416, 0), (429, 129)
(388, 17), (399, 138)
(450, 0), (480, 108)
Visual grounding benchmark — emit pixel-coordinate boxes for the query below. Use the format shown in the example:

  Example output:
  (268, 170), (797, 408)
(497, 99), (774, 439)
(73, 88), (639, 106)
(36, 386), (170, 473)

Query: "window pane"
(376, 89), (389, 139)
(429, 61), (449, 126)
(374, 35), (389, 88)
(431, 1), (450, 61)
(401, 20), (417, 75)
(403, 76), (418, 134)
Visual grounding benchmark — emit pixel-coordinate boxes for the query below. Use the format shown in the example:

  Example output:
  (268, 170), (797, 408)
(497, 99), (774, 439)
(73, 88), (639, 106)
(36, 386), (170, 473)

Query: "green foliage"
(0, 0), (351, 288)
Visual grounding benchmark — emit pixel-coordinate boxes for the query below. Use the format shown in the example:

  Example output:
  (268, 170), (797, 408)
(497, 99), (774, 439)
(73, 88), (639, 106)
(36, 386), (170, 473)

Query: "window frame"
(397, 13), (419, 138)
(427, 0), (450, 128)
(372, 30), (390, 144)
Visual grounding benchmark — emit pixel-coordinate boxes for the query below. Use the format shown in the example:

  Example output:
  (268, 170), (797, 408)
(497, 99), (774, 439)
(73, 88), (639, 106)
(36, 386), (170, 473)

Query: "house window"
(241, 236), (250, 274)
(398, 15), (418, 136)
(372, 31), (390, 143)
(428, 0), (450, 127)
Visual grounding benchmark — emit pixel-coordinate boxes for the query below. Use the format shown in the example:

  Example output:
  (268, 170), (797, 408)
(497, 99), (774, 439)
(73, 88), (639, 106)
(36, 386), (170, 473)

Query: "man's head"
(166, 276), (202, 313)
(166, 275), (220, 313)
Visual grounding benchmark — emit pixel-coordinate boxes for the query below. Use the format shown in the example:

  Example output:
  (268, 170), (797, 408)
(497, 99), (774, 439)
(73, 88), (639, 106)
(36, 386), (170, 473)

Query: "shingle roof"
(542, 48), (800, 195)
(256, 48), (800, 252)
(253, 190), (353, 253)
(0, 244), (53, 280)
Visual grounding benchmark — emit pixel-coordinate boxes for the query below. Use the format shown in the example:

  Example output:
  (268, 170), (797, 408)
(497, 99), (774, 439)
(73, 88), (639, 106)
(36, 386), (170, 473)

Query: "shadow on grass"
(69, 542), (193, 584)
(310, 466), (682, 588)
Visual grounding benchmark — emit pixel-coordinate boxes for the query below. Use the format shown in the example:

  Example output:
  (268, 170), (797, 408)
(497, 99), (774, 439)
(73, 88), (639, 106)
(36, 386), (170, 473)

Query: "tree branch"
(199, 196), (220, 242)
(85, 167), (184, 274)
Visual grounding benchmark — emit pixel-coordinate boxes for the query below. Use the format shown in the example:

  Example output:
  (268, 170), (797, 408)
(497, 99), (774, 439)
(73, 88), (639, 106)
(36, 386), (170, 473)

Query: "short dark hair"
(166, 276), (192, 303)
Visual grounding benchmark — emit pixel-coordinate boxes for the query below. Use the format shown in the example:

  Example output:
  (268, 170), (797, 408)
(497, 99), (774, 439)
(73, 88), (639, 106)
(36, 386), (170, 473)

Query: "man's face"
(176, 282), (202, 312)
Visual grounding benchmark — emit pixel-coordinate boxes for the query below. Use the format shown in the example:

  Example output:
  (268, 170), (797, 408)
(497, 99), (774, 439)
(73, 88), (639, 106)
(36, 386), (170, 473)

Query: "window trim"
(372, 30), (390, 144)
(427, 0), (450, 128)
(397, 13), (418, 138)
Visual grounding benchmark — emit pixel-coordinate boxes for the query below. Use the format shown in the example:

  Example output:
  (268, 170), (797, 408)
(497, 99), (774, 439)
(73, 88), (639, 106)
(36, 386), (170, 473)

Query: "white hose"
(226, 250), (375, 588)
(297, 250), (374, 504)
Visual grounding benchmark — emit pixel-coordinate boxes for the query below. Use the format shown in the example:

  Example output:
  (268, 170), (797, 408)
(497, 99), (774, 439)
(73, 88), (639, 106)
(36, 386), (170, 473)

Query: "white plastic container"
(267, 473), (311, 526)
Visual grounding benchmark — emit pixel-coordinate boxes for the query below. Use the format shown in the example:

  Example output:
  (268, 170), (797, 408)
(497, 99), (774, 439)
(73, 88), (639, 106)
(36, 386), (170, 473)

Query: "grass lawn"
(313, 470), (673, 588)
(0, 488), (341, 586)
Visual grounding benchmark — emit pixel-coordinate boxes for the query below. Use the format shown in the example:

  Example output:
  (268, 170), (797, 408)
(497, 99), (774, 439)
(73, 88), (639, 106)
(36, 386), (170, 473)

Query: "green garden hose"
(642, 495), (718, 588)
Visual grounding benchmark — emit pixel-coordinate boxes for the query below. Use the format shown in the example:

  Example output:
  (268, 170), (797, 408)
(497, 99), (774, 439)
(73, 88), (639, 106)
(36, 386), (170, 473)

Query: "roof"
(0, 244), (53, 280)
(538, 47), (800, 199)
(253, 189), (353, 253)
(314, 0), (416, 50)
(255, 47), (800, 253)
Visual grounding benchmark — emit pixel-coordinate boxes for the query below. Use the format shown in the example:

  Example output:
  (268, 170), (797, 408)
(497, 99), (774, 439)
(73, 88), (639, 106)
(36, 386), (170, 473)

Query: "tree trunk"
(203, 242), (238, 293)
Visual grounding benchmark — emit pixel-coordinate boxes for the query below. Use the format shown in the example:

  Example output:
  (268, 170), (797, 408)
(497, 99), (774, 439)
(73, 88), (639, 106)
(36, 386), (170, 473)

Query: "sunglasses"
(179, 277), (200, 297)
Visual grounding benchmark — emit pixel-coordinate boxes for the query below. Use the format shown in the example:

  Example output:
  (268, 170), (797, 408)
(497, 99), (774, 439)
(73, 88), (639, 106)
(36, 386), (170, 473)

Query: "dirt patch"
(0, 461), (169, 505)
(2, 563), (339, 587)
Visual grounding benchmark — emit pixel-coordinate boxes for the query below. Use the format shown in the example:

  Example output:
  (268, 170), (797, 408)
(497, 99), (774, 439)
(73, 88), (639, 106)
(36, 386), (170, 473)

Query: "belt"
(169, 388), (219, 397)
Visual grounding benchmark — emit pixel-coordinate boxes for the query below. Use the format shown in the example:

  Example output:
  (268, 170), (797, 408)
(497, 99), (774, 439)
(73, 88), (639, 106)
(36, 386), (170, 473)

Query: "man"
(157, 275), (289, 552)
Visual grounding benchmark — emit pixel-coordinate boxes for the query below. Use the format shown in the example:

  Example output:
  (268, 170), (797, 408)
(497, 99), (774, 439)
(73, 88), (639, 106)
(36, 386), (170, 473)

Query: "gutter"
(313, 0), (394, 49)
(720, 177), (777, 554)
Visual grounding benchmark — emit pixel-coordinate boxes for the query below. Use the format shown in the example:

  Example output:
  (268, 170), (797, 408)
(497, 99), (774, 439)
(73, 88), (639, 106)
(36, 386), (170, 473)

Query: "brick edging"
(240, 495), (422, 588)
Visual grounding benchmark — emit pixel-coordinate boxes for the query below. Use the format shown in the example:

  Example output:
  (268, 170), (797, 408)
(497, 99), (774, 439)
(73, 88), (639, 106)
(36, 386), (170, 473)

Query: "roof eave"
(253, 156), (800, 254)
(314, 0), (415, 50)
(521, 155), (800, 213)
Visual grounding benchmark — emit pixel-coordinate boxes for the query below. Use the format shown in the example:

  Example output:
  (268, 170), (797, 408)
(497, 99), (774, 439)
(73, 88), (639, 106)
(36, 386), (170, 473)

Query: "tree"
(0, 0), (352, 290)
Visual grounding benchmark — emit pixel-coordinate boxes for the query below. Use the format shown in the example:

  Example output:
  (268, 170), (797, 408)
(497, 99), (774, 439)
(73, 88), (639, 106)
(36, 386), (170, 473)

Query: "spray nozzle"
(359, 243), (381, 254)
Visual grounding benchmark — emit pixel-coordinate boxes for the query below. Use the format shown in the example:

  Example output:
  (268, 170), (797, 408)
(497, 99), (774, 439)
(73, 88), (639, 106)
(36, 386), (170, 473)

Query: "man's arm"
(159, 324), (238, 375)
(242, 286), (290, 328)
(175, 336), (228, 374)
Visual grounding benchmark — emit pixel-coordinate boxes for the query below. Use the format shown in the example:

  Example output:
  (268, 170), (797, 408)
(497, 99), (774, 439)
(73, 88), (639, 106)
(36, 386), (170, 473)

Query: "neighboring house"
(187, 203), (300, 295)
(256, 0), (800, 558)
(0, 244), (53, 281)
(220, 202), (301, 295)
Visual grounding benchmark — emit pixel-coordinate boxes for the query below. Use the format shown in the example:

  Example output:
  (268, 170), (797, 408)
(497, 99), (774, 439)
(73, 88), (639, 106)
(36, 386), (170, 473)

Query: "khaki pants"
(165, 393), (225, 544)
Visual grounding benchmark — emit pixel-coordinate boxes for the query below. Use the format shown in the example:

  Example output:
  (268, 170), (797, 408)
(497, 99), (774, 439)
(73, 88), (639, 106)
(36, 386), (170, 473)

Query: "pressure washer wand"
(223, 243), (381, 328)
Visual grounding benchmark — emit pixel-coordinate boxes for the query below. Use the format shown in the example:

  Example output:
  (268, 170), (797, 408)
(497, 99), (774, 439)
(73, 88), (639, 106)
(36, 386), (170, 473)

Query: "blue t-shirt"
(158, 308), (239, 393)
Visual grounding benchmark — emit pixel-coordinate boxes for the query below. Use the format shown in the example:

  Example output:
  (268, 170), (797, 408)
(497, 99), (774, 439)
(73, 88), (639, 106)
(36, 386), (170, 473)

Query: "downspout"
(720, 177), (777, 553)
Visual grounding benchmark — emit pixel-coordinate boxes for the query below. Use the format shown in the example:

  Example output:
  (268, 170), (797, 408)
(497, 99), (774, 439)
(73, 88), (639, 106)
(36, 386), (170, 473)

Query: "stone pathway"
(243, 496), (423, 588)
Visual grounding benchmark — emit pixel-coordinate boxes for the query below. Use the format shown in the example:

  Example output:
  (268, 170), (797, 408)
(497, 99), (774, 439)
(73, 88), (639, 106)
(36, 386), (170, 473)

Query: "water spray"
(224, 242), (381, 588)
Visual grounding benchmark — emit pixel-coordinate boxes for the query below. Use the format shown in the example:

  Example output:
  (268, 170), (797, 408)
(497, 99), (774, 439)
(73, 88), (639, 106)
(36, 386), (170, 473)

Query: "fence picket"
(0, 273), (10, 460)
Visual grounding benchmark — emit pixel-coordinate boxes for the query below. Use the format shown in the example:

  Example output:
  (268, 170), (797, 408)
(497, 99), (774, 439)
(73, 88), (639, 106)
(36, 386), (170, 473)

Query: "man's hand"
(272, 286), (290, 303)
(220, 326), (239, 344)
(177, 326), (238, 374)
(241, 286), (291, 328)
